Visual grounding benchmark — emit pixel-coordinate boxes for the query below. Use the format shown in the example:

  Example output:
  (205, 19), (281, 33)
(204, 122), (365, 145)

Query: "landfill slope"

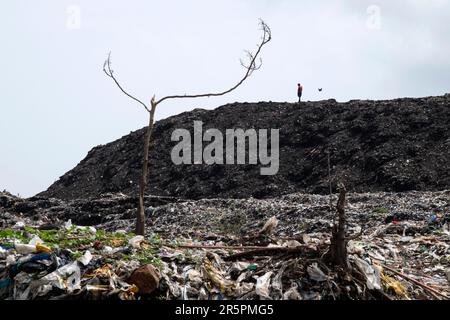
(38, 94), (450, 200)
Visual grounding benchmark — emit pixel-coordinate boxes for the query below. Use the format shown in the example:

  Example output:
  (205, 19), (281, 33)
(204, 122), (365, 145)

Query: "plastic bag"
(255, 271), (273, 299)
(353, 257), (381, 290)
(28, 235), (43, 246)
(128, 235), (145, 249)
(14, 243), (36, 255)
(77, 250), (92, 266)
(36, 261), (81, 292)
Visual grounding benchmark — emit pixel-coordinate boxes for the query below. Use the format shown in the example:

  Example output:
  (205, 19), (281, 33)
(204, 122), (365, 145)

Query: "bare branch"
(155, 19), (272, 106)
(103, 52), (151, 113)
(101, 19), (272, 236)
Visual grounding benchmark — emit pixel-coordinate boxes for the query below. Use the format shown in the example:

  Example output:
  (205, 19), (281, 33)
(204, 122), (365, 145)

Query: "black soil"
(39, 95), (450, 200)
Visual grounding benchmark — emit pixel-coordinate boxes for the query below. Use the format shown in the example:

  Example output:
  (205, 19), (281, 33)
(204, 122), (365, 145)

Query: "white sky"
(1, 0), (449, 197)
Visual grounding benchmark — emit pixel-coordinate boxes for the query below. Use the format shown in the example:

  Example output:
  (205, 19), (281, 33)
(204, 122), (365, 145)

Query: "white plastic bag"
(128, 235), (145, 249)
(77, 250), (92, 266)
(255, 271), (273, 299)
(354, 257), (381, 290)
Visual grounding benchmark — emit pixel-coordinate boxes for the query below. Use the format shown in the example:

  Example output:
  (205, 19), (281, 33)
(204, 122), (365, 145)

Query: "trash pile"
(152, 216), (450, 300)
(1, 217), (449, 300)
(0, 222), (160, 300)
(1, 190), (449, 300)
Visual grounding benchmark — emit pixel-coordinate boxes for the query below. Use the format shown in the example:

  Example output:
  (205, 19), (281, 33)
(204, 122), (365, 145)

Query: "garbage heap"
(1, 213), (449, 300)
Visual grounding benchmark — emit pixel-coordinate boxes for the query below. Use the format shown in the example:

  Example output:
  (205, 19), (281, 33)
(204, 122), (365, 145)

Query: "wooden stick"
(383, 264), (450, 300)
(177, 244), (305, 251)
(226, 247), (313, 260)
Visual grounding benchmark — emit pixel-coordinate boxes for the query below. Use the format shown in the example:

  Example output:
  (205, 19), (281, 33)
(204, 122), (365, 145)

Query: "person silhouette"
(297, 83), (303, 103)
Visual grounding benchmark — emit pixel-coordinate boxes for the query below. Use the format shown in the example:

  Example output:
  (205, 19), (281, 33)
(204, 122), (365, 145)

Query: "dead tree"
(328, 183), (349, 268)
(326, 183), (362, 269)
(103, 20), (272, 236)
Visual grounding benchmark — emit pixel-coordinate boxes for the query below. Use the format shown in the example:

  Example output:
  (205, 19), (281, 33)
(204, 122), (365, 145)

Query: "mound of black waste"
(39, 94), (450, 200)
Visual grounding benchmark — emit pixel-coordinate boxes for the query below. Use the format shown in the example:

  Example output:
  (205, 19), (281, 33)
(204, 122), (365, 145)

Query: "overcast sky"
(1, 0), (449, 197)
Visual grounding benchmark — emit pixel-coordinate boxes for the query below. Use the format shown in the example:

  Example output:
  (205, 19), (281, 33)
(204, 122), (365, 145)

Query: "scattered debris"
(1, 190), (449, 300)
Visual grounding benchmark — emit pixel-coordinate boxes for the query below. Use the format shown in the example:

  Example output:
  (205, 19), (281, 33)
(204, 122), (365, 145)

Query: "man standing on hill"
(297, 83), (303, 103)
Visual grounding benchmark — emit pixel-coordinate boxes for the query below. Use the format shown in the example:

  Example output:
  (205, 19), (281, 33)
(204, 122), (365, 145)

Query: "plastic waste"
(6, 255), (16, 266)
(185, 268), (202, 286)
(283, 284), (302, 300)
(230, 261), (251, 271)
(235, 282), (254, 296)
(161, 273), (181, 298)
(429, 215), (438, 224)
(128, 235), (144, 249)
(380, 271), (409, 299)
(271, 265), (287, 298)
(2, 190), (449, 301)
(78, 250), (92, 266)
(13, 272), (34, 300)
(14, 221), (25, 229)
(0, 246), (8, 259)
(255, 271), (273, 299)
(28, 235), (43, 246)
(9, 253), (54, 277)
(0, 244), (13, 250)
(102, 246), (113, 254)
(35, 243), (52, 254)
(202, 259), (235, 296)
(307, 263), (328, 282)
(198, 287), (208, 300)
(353, 257), (381, 290)
(14, 243), (36, 255)
(36, 261), (81, 292)
(63, 219), (73, 230)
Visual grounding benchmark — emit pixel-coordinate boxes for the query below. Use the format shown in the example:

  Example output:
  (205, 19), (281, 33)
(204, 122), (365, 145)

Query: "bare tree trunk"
(136, 102), (156, 236)
(327, 150), (333, 211)
(328, 183), (348, 269)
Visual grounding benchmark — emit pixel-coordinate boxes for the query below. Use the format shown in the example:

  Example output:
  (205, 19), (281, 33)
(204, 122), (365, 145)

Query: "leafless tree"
(328, 183), (349, 268)
(326, 182), (363, 269)
(103, 20), (272, 235)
